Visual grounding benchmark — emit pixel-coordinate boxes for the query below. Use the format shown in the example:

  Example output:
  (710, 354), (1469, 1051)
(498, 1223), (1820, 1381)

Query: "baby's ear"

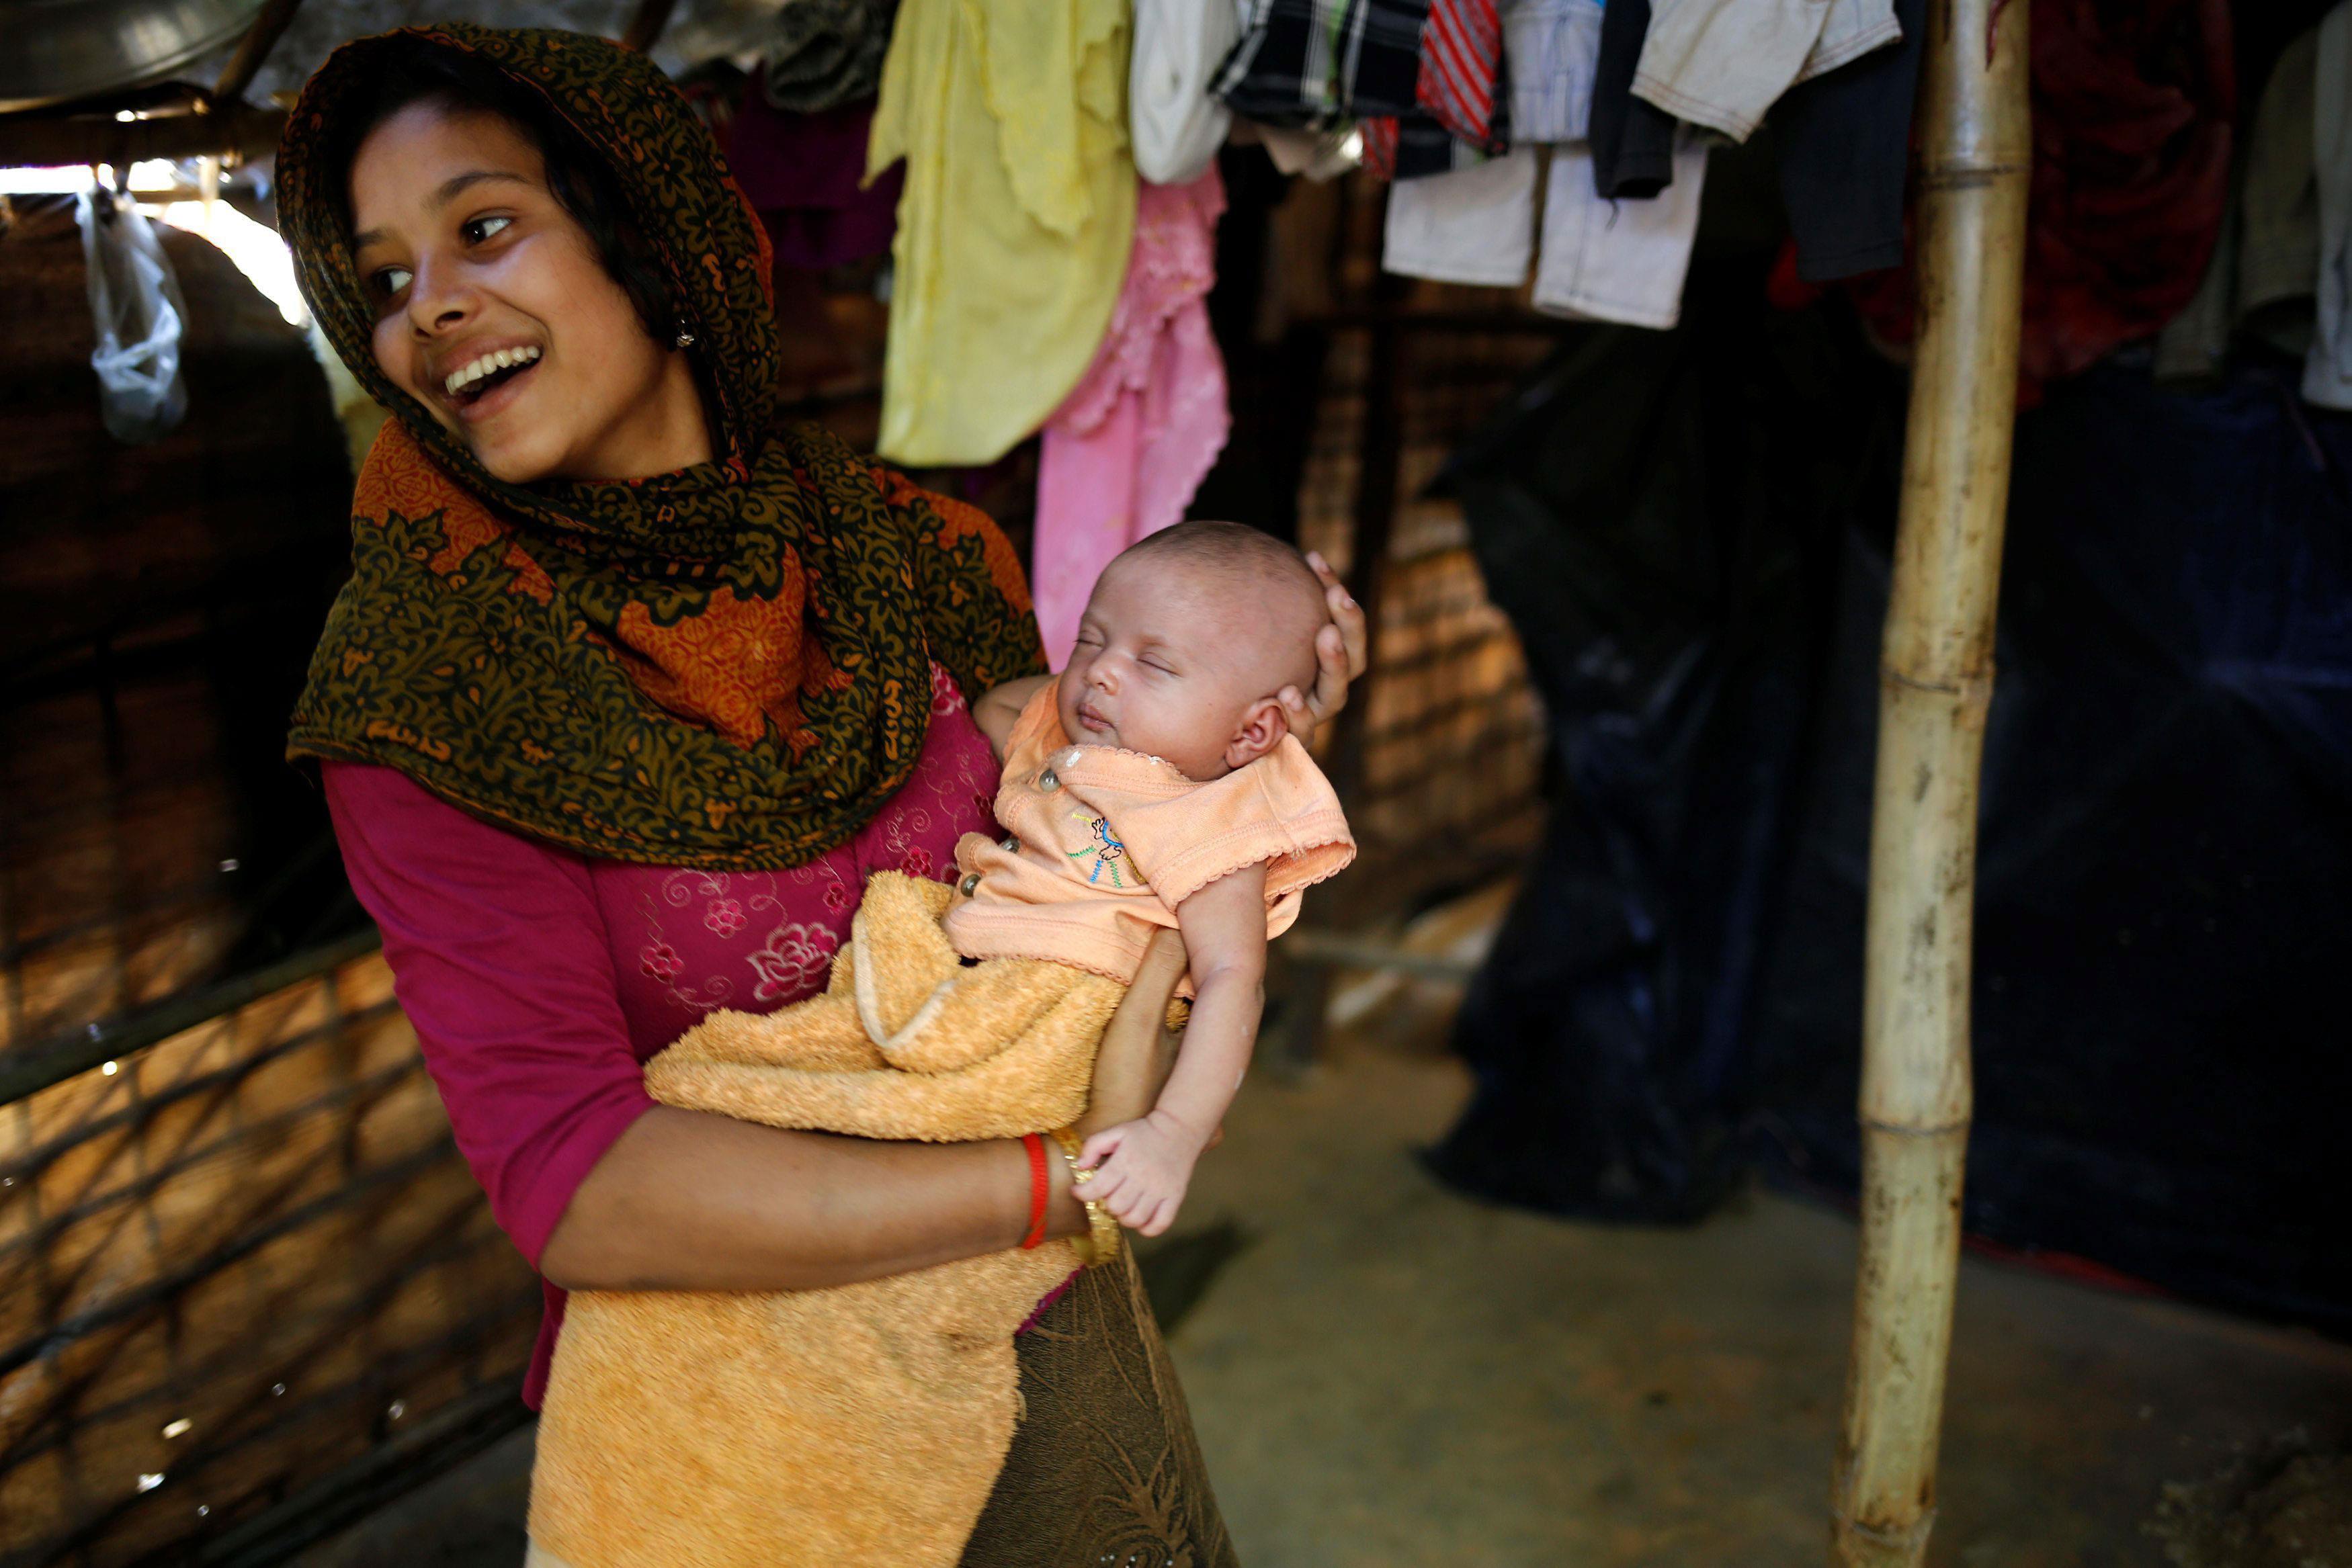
(1223, 696), (1293, 772)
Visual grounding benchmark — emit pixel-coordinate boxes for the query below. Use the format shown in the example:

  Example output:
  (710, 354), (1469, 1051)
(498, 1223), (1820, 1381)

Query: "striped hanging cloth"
(1417, 0), (1506, 148)
(1359, 0), (1508, 180)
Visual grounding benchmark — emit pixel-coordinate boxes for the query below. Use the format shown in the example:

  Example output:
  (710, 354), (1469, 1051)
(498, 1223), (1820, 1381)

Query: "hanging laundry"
(1358, 113), (1503, 179)
(1505, 0), (1605, 144)
(1844, 0), (2235, 401)
(1589, 0), (1680, 197)
(1771, 0), (1925, 281)
(2018, 0), (2235, 387)
(1382, 144), (1540, 287)
(1384, 0), (1703, 329)
(728, 90), (902, 271)
(1032, 171), (1233, 666)
(1133, 0), (1242, 183)
(1632, 0), (1900, 143)
(1249, 123), (1366, 179)
(869, 0), (1136, 466)
(1797, 0), (1904, 81)
(1212, 0), (1431, 128)
(1382, 134), (1710, 329)
(1355, 0), (1512, 179)
(1417, 0), (1511, 148)
(1536, 134), (1710, 327)
(2157, 20), (2324, 380)
(2306, 2), (2351, 409)
(764, 0), (901, 113)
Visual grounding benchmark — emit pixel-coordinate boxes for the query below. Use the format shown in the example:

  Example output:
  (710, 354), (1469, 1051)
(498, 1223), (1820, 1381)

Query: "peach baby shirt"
(944, 678), (1355, 988)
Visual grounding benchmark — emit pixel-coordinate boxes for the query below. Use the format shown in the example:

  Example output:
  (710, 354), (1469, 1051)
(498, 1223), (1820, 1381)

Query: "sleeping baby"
(955, 520), (1357, 1234)
(530, 522), (1355, 1565)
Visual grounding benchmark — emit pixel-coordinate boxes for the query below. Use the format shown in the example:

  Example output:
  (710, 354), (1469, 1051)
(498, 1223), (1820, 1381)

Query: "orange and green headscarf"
(277, 24), (1044, 869)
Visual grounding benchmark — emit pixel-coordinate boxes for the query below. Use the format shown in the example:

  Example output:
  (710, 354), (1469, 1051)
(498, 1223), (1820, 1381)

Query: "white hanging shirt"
(1133, 0), (1243, 184)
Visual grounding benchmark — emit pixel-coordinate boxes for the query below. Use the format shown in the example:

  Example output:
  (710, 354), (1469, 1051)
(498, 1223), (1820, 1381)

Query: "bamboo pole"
(1829, 0), (2030, 1563)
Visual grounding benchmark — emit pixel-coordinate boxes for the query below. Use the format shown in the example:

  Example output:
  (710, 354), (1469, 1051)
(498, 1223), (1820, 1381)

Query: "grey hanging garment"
(763, 0), (900, 113)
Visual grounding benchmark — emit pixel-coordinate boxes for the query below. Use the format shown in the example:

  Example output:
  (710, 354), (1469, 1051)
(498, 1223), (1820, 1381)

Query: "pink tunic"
(323, 664), (1003, 1407)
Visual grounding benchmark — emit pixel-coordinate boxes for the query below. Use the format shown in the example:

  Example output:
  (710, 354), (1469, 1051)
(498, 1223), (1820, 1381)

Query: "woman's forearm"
(540, 924), (1194, 1293)
(538, 1106), (1085, 1292)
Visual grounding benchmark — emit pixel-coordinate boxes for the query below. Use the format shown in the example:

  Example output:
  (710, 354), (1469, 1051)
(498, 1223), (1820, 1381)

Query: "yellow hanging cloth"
(868, 0), (1137, 466)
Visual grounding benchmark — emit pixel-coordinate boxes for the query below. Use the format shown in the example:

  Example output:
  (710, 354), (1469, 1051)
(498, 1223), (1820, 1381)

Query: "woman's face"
(347, 101), (711, 484)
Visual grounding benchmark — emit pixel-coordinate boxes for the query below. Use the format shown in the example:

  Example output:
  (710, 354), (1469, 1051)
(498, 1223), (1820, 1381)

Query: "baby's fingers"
(1104, 1182), (1157, 1226)
(1078, 1129), (1125, 1170)
(1079, 1160), (1128, 1209)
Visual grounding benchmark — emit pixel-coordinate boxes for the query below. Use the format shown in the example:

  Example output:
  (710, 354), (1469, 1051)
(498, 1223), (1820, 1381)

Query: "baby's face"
(1059, 555), (1310, 780)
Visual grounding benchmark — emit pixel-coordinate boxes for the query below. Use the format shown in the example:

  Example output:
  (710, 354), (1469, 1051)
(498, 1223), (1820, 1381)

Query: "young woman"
(274, 23), (1366, 1564)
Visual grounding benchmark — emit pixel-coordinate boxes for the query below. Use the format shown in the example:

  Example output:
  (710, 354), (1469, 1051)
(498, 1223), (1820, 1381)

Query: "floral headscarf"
(278, 24), (1044, 868)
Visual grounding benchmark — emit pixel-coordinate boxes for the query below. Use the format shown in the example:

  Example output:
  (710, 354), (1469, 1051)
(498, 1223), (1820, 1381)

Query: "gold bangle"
(1047, 1126), (1122, 1268)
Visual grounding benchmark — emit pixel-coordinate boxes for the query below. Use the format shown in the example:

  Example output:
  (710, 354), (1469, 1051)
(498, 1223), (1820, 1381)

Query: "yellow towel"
(529, 872), (1124, 1568)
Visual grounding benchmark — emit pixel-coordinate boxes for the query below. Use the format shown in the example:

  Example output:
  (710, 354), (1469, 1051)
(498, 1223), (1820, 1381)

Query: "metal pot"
(0, 0), (268, 113)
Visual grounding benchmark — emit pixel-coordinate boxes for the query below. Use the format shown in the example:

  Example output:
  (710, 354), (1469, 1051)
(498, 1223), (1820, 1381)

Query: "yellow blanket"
(528, 872), (1123, 1567)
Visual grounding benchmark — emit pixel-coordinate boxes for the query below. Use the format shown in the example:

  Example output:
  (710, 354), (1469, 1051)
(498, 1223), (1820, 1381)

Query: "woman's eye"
(462, 214), (515, 245)
(371, 265), (413, 298)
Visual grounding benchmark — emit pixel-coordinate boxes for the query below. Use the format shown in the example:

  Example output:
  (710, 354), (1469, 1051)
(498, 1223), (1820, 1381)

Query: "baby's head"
(1060, 522), (1328, 780)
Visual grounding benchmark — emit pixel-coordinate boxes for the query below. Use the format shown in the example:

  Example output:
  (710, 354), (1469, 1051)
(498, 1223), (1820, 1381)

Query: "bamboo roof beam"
(0, 99), (286, 169)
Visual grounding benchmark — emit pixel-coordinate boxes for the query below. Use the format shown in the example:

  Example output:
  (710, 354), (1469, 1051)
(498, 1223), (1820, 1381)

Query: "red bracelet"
(1019, 1132), (1050, 1250)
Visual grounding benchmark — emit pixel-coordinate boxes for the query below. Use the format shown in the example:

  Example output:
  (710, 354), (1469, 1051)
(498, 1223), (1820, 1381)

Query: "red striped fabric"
(1415, 0), (1504, 148)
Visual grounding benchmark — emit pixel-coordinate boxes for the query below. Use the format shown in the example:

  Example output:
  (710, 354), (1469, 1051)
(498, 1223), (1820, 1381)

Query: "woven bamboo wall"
(1297, 305), (1555, 888)
(0, 195), (355, 1062)
(0, 949), (540, 1567)
(1, 194), (532, 1568)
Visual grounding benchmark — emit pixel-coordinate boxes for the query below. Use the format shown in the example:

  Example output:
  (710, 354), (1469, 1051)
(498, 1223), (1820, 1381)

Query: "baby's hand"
(1075, 1110), (1210, 1237)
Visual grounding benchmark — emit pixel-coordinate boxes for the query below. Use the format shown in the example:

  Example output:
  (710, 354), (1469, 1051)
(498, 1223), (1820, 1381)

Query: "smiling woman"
(257, 21), (1325, 1567)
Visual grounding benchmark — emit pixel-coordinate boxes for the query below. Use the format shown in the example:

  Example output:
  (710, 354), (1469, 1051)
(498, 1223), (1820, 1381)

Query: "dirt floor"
(300, 959), (2352, 1568)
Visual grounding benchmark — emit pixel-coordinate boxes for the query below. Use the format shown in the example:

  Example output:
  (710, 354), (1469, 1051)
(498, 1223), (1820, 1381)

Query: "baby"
(953, 521), (1356, 1235)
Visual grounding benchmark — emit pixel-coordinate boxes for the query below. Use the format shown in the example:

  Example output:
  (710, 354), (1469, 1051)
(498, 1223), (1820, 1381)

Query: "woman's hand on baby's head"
(1280, 552), (1370, 752)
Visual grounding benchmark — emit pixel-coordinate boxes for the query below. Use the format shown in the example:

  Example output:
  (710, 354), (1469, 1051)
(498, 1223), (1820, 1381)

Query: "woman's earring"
(672, 326), (697, 349)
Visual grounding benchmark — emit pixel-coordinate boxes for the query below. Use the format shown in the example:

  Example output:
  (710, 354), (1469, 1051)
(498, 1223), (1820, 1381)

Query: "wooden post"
(1830, 0), (2029, 1563)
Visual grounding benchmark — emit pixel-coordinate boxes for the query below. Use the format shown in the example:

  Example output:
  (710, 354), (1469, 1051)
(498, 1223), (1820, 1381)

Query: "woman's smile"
(433, 337), (545, 421)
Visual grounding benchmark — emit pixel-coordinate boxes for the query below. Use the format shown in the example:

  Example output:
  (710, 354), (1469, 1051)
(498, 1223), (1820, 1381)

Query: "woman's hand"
(1276, 550), (1370, 752)
(1077, 926), (1189, 1137)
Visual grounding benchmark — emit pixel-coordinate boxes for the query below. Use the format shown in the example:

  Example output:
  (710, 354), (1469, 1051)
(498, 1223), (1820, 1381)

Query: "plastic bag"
(76, 187), (190, 445)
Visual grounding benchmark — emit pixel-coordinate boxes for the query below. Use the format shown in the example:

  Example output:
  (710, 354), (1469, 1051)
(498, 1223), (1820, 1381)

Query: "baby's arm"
(972, 674), (1054, 760)
(1077, 863), (1268, 1236)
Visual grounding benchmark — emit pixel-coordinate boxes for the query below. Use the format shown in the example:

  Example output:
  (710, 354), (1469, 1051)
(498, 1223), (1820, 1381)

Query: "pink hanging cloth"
(1032, 166), (1232, 668)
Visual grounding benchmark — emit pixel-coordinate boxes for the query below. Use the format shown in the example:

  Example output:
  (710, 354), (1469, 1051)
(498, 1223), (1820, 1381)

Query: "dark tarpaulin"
(1752, 356), (2352, 1330)
(1424, 265), (1894, 1221)
(1429, 275), (2352, 1325)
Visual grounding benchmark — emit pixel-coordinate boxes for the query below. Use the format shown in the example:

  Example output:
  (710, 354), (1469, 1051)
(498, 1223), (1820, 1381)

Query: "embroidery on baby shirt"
(1066, 809), (1137, 888)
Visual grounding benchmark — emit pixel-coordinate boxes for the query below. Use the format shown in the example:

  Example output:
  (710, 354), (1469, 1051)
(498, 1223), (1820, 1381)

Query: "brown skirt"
(958, 1249), (1240, 1568)
(526, 1251), (1236, 1568)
